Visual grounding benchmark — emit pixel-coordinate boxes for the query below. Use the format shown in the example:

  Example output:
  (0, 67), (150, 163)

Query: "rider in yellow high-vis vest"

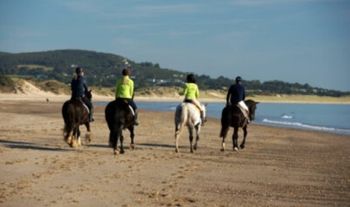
(115, 67), (138, 125)
(181, 74), (204, 124)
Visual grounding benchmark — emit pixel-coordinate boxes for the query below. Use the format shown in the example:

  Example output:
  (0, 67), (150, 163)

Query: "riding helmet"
(235, 76), (242, 83)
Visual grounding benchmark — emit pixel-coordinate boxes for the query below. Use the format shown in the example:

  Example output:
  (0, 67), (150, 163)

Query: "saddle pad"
(80, 100), (90, 114)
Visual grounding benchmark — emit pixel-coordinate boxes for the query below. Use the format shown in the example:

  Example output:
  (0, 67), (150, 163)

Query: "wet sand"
(0, 100), (349, 207)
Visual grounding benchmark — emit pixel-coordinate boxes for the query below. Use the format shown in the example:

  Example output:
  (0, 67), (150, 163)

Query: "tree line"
(0, 49), (348, 97)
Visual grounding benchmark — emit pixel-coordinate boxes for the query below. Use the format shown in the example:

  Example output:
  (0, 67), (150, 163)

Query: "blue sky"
(1, 0), (350, 91)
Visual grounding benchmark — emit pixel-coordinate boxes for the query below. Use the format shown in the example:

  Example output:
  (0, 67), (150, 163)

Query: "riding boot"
(134, 110), (139, 126)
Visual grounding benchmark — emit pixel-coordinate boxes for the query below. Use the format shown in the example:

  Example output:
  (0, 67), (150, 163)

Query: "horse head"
(245, 99), (259, 121)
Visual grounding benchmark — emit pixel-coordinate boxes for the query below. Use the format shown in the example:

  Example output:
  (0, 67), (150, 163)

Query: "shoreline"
(1, 96), (349, 136)
(1, 93), (350, 105)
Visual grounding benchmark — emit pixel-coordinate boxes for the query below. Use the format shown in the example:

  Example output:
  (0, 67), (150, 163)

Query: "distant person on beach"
(181, 74), (204, 124)
(71, 67), (94, 122)
(115, 66), (139, 125)
(226, 76), (249, 121)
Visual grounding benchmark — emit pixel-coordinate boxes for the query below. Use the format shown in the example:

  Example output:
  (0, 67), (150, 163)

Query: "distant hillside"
(0, 49), (349, 97)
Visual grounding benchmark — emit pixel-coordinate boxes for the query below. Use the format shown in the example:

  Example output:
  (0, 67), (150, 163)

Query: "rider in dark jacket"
(71, 67), (94, 122)
(226, 76), (249, 121)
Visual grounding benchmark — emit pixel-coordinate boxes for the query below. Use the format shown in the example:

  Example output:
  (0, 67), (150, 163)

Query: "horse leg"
(193, 125), (200, 151)
(70, 126), (78, 148)
(240, 126), (248, 149)
(232, 127), (239, 151)
(188, 126), (194, 153)
(175, 124), (183, 153)
(220, 125), (229, 152)
(77, 126), (82, 147)
(85, 122), (92, 143)
(129, 126), (135, 150)
(63, 124), (73, 146)
(119, 128), (125, 154)
(110, 128), (119, 155)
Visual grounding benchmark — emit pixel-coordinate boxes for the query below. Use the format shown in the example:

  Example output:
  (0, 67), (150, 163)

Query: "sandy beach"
(0, 98), (349, 207)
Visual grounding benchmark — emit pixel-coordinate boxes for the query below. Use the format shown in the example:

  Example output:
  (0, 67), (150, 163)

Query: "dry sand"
(0, 99), (349, 207)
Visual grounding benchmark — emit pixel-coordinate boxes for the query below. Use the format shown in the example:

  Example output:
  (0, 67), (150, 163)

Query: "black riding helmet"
(75, 67), (83, 75)
(186, 74), (196, 83)
(235, 76), (242, 83)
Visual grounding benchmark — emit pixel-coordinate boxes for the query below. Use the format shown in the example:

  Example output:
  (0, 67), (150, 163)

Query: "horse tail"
(175, 104), (188, 134)
(62, 101), (75, 138)
(219, 106), (230, 138)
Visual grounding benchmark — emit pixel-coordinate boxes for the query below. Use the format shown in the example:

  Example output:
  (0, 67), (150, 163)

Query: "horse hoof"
(220, 148), (225, 152)
(85, 133), (92, 143)
(120, 150), (125, 154)
(65, 136), (73, 145)
(240, 145), (245, 149)
(114, 149), (119, 155)
(175, 148), (179, 153)
(233, 147), (239, 152)
(130, 144), (135, 150)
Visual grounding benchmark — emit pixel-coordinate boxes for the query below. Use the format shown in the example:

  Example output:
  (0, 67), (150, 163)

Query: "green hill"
(0, 49), (349, 97)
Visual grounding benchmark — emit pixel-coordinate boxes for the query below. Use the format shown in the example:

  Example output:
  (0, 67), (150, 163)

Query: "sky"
(0, 0), (350, 91)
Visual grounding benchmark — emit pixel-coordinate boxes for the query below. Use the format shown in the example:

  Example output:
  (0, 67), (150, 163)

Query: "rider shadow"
(0, 139), (71, 152)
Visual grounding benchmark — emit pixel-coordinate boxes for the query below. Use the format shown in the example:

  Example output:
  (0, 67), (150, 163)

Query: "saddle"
(233, 104), (250, 123)
(115, 99), (135, 116)
(70, 97), (89, 113)
(79, 99), (90, 114)
(183, 100), (201, 113)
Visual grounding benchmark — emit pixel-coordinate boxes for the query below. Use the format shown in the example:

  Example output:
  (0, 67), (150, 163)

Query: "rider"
(115, 66), (139, 125)
(71, 67), (94, 122)
(182, 74), (205, 125)
(226, 76), (250, 122)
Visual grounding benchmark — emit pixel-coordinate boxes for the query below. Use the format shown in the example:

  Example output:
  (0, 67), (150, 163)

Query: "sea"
(96, 101), (350, 135)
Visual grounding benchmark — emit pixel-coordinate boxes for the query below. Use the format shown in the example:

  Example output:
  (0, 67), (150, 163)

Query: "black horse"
(62, 90), (92, 147)
(219, 99), (259, 151)
(105, 99), (135, 155)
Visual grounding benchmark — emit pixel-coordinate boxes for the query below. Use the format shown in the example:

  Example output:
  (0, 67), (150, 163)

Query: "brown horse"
(105, 99), (135, 155)
(62, 90), (92, 147)
(219, 99), (258, 151)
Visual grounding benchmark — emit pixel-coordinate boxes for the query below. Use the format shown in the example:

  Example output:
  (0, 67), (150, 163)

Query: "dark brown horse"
(219, 99), (259, 151)
(105, 99), (135, 155)
(62, 90), (92, 147)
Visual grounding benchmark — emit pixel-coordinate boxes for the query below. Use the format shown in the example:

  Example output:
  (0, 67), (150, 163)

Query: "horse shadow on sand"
(0, 139), (71, 152)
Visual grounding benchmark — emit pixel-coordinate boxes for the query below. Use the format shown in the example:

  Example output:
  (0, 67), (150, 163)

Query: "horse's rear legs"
(240, 126), (248, 149)
(220, 125), (229, 151)
(174, 124), (183, 153)
(232, 127), (239, 151)
(188, 126), (194, 153)
(193, 125), (200, 151)
(128, 126), (135, 150)
(85, 122), (92, 144)
(109, 129), (120, 155)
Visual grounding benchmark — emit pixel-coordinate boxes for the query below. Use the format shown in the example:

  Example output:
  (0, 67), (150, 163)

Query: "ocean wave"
(262, 118), (341, 132)
(281, 114), (293, 119)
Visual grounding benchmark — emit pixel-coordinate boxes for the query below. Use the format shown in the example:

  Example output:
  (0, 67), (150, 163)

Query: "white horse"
(174, 103), (206, 153)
